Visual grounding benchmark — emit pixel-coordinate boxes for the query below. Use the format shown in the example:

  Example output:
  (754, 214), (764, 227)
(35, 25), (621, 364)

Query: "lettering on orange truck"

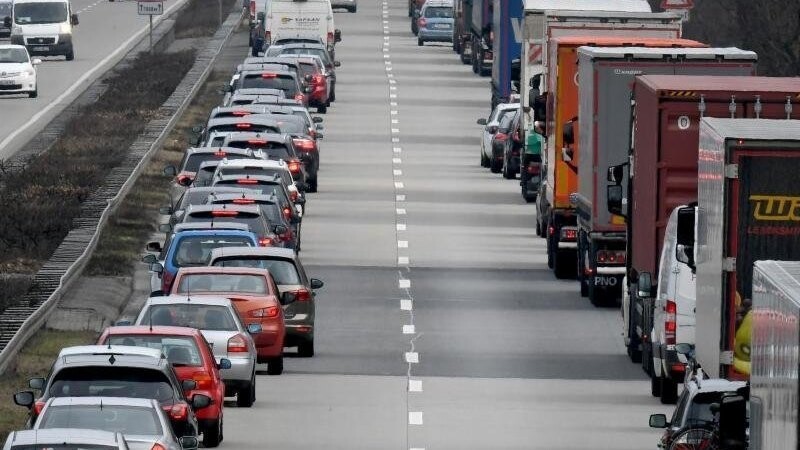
(749, 195), (800, 221)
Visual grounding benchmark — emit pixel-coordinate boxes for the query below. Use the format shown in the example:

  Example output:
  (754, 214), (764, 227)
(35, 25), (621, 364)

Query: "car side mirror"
(70, 13), (79, 26)
(637, 272), (653, 299)
(142, 253), (158, 264)
(649, 414), (668, 429)
(273, 224), (288, 235)
(607, 185), (625, 217)
(191, 393), (211, 409)
(158, 223), (172, 233)
(310, 278), (324, 290)
(247, 323), (262, 334)
(31, 58), (42, 66)
(218, 358), (232, 370)
(3, 17), (10, 29)
(28, 377), (45, 390)
(179, 436), (199, 450)
(150, 263), (164, 274)
(13, 391), (35, 408)
(182, 380), (197, 391)
(163, 165), (177, 177)
(476, 118), (487, 126)
(145, 242), (162, 253)
(675, 206), (696, 269)
(334, 29), (341, 42)
(281, 292), (297, 305)
(334, 61), (341, 67)
(159, 206), (173, 215)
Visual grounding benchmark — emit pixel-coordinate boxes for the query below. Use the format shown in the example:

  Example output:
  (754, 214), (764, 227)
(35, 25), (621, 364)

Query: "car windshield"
(39, 405), (163, 436)
(171, 235), (254, 267)
(0, 48), (29, 64)
(192, 164), (221, 187)
(49, 367), (176, 403)
(424, 6), (453, 18)
(105, 335), (203, 367)
(142, 304), (238, 332)
(213, 258), (301, 284)
(176, 273), (268, 294)
(240, 75), (298, 95)
(14, 2), (68, 24)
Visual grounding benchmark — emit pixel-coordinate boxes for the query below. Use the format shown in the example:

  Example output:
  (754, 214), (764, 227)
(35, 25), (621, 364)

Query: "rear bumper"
(419, 29), (453, 41)
(218, 356), (253, 382)
(284, 322), (314, 346)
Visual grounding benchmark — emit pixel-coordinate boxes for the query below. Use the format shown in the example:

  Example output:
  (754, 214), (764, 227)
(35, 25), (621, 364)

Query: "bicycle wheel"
(668, 428), (716, 450)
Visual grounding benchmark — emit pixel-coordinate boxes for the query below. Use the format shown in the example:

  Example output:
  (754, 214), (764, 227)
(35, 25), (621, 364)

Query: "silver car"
(34, 397), (198, 450)
(3, 428), (131, 450)
(477, 103), (518, 169)
(135, 296), (258, 406)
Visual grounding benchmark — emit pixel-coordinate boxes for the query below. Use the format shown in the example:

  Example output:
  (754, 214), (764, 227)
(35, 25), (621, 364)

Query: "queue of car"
(5, 2), (341, 447)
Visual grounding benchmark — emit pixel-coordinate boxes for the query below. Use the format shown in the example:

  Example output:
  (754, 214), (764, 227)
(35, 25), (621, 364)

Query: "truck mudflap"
(547, 215), (578, 279)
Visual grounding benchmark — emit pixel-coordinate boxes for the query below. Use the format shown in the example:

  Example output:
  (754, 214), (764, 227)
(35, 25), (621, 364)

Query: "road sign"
(660, 0), (693, 8)
(138, 0), (163, 15)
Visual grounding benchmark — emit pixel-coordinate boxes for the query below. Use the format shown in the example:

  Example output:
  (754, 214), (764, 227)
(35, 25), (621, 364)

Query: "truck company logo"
(281, 17), (293, 24)
(614, 69), (643, 76)
(749, 195), (800, 221)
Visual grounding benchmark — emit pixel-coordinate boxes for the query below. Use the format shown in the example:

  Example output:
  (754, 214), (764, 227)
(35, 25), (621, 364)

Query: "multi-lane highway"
(217, 1), (668, 448)
(0, 0), (187, 160)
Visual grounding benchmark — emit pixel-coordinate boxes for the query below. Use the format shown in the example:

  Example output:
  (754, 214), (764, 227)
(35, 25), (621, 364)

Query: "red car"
(97, 326), (227, 447)
(294, 56), (330, 113)
(170, 266), (287, 374)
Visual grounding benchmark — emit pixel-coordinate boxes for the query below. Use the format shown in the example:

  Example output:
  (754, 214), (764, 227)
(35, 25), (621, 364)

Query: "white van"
(265, 0), (339, 53)
(648, 204), (697, 405)
(6, 0), (78, 60)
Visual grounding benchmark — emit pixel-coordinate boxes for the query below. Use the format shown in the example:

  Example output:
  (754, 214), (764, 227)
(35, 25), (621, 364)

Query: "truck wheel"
(650, 370), (661, 397)
(546, 230), (555, 269)
(502, 161), (515, 179)
(660, 376), (678, 404)
(553, 249), (575, 279)
(417, 38), (423, 46)
(480, 151), (489, 168)
(489, 157), (502, 174)
(65, 49), (74, 61)
(266, 356), (284, 375)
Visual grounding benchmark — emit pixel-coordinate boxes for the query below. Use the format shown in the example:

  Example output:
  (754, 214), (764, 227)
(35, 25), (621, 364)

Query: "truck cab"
(6, 0), (78, 60)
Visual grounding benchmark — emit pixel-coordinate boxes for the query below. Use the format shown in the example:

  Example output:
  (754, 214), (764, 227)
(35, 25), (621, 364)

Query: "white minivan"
(6, 0), (78, 60)
(265, 0), (339, 54)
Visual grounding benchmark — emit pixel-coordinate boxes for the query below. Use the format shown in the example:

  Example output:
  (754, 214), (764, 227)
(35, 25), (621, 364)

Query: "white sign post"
(138, 0), (164, 51)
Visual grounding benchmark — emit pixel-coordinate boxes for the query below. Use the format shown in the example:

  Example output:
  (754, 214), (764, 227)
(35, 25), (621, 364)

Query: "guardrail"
(0, 9), (244, 375)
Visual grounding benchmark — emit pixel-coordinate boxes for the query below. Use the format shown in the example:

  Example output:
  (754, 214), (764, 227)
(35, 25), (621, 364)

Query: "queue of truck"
(438, 0), (800, 447)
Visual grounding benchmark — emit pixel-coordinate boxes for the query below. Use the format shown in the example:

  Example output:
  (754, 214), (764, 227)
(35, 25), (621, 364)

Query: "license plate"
(434, 23), (450, 29)
(33, 46), (49, 51)
(0, 80), (14, 85)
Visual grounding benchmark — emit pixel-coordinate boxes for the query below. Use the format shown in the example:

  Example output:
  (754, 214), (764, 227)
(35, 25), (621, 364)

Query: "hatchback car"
(181, 204), (287, 248)
(3, 429), (136, 450)
(196, 116), (284, 147)
(477, 103), (517, 169)
(170, 267), (286, 373)
(33, 397), (198, 450)
(211, 173), (303, 224)
(135, 296), (259, 407)
(267, 44), (339, 101)
(416, 1), (454, 46)
(97, 326), (229, 446)
(206, 192), (298, 250)
(209, 247), (324, 357)
(161, 186), (255, 229)
(280, 55), (331, 112)
(489, 110), (517, 174)
(12, 346), (210, 438)
(0, 45), (40, 98)
(230, 70), (307, 106)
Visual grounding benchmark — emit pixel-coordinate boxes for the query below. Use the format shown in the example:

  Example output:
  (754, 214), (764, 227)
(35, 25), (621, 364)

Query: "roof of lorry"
(638, 75), (800, 95)
(578, 46), (757, 60)
(551, 37), (704, 48)
(701, 118), (800, 142)
(524, 0), (651, 12)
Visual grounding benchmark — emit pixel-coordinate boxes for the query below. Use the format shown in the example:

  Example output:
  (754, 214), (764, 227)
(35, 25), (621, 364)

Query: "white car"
(0, 44), (39, 97)
(477, 103), (517, 168)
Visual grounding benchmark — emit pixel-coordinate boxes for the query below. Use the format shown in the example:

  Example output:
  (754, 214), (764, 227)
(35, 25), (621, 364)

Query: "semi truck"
(539, 35), (699, 281)
(574, 47), (757, 307)
(453, 0), (472, 62)
(750, 259), (800, 450)
(470, 0), (492, 76)
(607, 76), (800, 403)
(691, 118), (800, 380)
(489, 0), (523, 109)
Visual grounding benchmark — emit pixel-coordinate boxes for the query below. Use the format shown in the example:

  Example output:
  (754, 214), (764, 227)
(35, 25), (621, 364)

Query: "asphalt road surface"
(0, 0), (188, 160)
(217, 1), (668, 448)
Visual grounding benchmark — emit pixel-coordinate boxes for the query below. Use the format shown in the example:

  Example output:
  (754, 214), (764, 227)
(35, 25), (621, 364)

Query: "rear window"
(142, 304), (238, 332)
(104, 335), (203, 367)
(181, 151), (233, 173)
(49, 367), (175, 403)
(183, 213), (266, 238)
(207, 124), (280, 135)
(213, 258), (301, 284)
(298, 63), (317, 78)
(176, 273), (269, 295)
(276, 120), (306, 134)
(424, 6), (453, 18)
(171, 235), (254, 267)
(39, 405), (163, 436)
(218, 167), (286, 180)
(225, 140), (291, 159)
(241, 74), (298, 95)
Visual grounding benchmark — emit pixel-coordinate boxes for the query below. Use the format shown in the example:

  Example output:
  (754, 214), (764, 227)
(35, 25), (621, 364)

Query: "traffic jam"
(0, 0), (799, 448)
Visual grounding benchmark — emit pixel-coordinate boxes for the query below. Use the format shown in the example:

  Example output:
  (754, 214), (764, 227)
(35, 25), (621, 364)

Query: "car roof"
(46, 396), (159, 408)
(206, 116), (283, 127)
(185, 146), (258, 155)
(184, 204), (263, 215)
(103, 325), (203, 337)
(209, 245), (296, 260)
(281, 43), (327, 50)
(172, 222), (252, 233)
(147, 295), (234, 307)
(231, 88), (286, 96)
(177, 266), (273, 276)
(7, 429), (124, 446)
(183, 186), (255, 196)
(689, 379), (748, 393)
(240, 69), (296, 78)
(213, 173), (283, 183)
(222, 131), (290, 142)
(217, 158), (287, 169)
(173, 228), (256, 237)
(207, 192), (279, 204)
(58, 345), (163, 359)
(214, 105), (296, 115)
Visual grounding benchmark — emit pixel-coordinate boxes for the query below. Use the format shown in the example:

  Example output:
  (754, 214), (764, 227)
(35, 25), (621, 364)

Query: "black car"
(181, 204), (287, 248)
(207, 192), (298, 250)
(489, 111), (516, 174)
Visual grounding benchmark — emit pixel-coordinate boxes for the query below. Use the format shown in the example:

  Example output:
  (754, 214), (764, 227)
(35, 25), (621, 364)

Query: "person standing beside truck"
(6, 0), (79, 61)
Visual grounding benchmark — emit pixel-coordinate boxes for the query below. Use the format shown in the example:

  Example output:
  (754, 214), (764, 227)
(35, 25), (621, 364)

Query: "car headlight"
(59, 22), (71, 34)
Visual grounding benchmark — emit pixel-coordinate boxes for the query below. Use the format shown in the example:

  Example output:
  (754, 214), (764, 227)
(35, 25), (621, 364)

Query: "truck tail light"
(192, 371), (213, 390)
(227, 334), (249, 353)
(560, 227), (577, 242)
(596, 250), (626, 265)
(418, 17), (427, 28)
(665, 300), (677, 345)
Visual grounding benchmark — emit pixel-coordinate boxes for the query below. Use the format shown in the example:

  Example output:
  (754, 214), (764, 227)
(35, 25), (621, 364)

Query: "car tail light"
(665, 300), (677, 345)
(247, 139), (267, 145)
(293, 138), (316, 151)
(237, 179), (259, 185)
(161, 271), (176, 293)
(282, 207), (292, 220)
(191, 371), (213, 390)
(287, 288), (312, 302)
(527, 163), (541, 175)
(294, 93), (306, 103)
(34, 401), (45, 416)
(560, 227), (577, 242)
(176, 174), (192, 185)
(308, 128), (317, 139)
(211, 210), (239, 217)
(169, 403), (188, 421)
(232, 111), (252, 117)
(250, 306), (280, 318)
(236, 123), (252, 129)
(228, 334), (249, 353)
(596, 250), (626, 265)
(289, 190), (299, 202)
(287, 159), (301, 174)
(233, 198), (255, 204)
(418, 17), (427, 27)
(312, 74), (325, 85)
(258, 237), (274, 247)
(151, 444), (167, 450)
(260, 73), (278, 78)
(494, 132), (508, 142)
(213, 150), (227, 157)
(327, 31), (334, 44)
